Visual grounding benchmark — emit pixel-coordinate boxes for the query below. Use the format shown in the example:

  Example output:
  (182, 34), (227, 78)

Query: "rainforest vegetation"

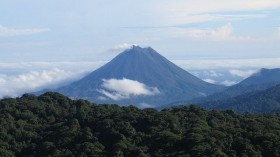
(0, 92), (280, 157)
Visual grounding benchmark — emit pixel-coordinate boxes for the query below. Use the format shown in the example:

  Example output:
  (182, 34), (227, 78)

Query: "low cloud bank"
(98, 78), (160, 100)
(0, 68), (85, 98)
(0, 57), (279, 98)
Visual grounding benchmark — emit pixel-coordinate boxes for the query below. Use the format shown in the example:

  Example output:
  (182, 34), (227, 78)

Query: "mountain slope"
(200, 68), (280, 102)
(202, 84), (280, 113)
(52, 46), (225, 107)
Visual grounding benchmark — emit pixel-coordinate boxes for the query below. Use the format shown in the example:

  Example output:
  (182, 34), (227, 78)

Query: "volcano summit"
(51, 46), (225, 107)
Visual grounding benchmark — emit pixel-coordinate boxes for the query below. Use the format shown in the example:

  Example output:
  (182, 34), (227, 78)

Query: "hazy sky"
(1, 0), (280, 61)
(0, 0), (280, 97)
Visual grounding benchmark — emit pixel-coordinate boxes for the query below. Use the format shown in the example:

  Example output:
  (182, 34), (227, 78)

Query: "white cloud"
(221, 80), (238, 86)
(0, 68), (84, 98)
(113, 43), (133, 51)
(0, 61), (108, 98)
(110, 43), (139, 53)
(153, 23), (271, 42)
(173, 58), (280, 70)
(203, 24), (232, 40)
(209, 23), (239, 41)
(229, 69), (257, 78)
(0, 25), (50, 36)
(154, 0), (280, 25)
(101, 43), (139, 59)
(212, 14), (267, 20)
(277, 27), (280, 39)
(170, 23), (252, 41)
(203, 78), (216, 84)
(98, 78), (160, 100)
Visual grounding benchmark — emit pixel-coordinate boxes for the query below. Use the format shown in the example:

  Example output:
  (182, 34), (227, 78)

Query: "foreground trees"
(0, 92), (280, 157)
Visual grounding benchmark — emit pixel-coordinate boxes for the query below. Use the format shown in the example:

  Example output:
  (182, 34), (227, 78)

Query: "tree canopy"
(0, 92), (280, 157)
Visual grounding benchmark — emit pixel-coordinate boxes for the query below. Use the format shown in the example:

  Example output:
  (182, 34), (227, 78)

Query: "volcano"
(53, 46), (225, 108)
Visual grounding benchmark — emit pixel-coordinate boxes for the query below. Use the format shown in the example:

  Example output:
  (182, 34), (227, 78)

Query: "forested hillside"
(1, 92), (280, 157)
(202, 84), (280, 113)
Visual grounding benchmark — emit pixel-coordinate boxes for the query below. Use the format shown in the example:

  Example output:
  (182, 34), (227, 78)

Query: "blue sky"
(0, 0), (280, 97)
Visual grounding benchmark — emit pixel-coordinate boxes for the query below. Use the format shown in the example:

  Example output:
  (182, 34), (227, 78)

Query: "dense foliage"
(1, 92), (280, 157)
(203, 84), (280, 113)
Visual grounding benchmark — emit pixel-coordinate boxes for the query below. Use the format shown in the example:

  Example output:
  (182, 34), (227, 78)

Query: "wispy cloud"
(168, 23), (253, 41)
(157, 13), (267, 27)
(112, 43), (133, 51)
(173, 58), (280, 70)
(101, 43), (138, 59)
(98, 78), (160, 100)
(206, 70), (223, 77)
(221, 80), (238, 86)
(154, 0), (280, 25)
(0, 25), (50, 36)
(277, 27), (280, 39)
(2, 58), (279, 73)
(203, 78), (216, 84)
(0, 61), (106, 72)
(209, 13), (267, 20)
(229, 69), (257, 78)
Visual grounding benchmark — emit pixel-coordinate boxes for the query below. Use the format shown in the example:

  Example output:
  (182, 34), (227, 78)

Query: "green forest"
(1, 92), (280, 157)
(203, 84), (280, 113)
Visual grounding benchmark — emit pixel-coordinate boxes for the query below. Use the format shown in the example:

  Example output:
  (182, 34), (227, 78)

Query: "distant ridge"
(44, 46), (225, 108)
(200, 68), (280, 102)
(202, 83), (280, 113)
